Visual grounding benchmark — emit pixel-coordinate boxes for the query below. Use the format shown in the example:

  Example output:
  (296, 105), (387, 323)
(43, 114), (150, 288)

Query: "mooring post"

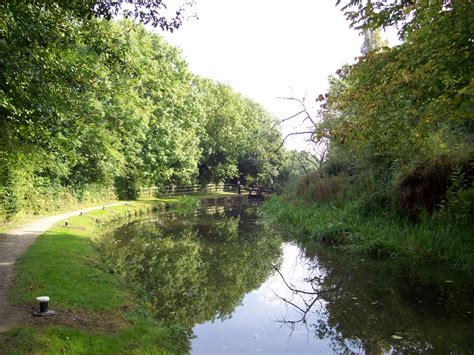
(32, 296), (56, 316)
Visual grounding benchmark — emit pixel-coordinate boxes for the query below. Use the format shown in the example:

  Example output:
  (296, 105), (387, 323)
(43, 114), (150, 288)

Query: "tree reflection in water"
(100, 206), (282, 330)
(98, 203), (473, 354)
(273, 244), (474, 354)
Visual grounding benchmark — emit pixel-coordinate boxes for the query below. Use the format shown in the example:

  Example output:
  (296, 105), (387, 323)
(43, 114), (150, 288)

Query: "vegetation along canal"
(102, 197), (474, 354)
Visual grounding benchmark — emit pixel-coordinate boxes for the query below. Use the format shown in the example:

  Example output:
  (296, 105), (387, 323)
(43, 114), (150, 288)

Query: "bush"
(0, 182), (21, 220)
(358, 190), (392, 217)
(0, 167), (29, 220)
(0, 167), (117, 222)
(114, 175), (140, 200)
(396, 153), (474, 221)
(436, 170), (474, 224)
(297, 173), (348, 202)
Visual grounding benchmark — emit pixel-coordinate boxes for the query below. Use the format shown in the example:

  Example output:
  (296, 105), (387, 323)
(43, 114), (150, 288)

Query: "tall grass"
(261, 195), (474, 270)
(172, 195), (200, 214)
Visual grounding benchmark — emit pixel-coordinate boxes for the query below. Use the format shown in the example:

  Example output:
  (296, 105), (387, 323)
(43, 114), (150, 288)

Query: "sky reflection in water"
(192, 243), (333, 354)
(107, 200), (474, 354)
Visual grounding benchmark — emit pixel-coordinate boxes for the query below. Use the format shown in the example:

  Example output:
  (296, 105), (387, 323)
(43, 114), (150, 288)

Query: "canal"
(101, 197), (474, 353)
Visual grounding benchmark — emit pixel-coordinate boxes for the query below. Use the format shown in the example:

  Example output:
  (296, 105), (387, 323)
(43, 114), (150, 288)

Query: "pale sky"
(160, 0), (397, 150)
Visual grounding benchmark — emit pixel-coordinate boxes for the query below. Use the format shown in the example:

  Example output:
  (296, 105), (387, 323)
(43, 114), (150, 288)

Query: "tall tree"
(360, 29), (388, 55)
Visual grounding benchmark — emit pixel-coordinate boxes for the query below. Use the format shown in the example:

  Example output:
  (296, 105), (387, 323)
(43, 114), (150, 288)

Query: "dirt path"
(0, 202), (126, 332)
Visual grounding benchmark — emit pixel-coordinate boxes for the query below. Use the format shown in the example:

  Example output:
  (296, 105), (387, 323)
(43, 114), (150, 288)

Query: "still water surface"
(105, 197), (474, 354)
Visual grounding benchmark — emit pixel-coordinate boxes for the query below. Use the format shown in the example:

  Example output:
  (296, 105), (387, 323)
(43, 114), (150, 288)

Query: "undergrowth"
(261, 195), (474, 270)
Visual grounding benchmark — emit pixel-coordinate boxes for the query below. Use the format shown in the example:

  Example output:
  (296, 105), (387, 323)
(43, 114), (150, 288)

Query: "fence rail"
(139, 183), (241, 198)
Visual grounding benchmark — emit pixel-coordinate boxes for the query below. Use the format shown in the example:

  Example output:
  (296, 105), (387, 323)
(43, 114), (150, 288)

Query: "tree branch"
(277, 96), (317, 128)
(272, 110), (306, 129)
(275, 267), (319, 295)
(274, 131), (314, 152)
(294, 154), (310, 174)
(300, 153), (320, 168)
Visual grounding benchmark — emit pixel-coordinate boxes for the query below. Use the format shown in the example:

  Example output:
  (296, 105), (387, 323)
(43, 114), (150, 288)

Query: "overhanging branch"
(274, 131), (314, 152)
(277, 96), (317, 128)
(272, 110), (306, 129)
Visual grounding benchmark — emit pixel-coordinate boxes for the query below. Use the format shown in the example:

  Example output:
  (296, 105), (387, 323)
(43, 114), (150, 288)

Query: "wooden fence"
(139, 183), (241, 198)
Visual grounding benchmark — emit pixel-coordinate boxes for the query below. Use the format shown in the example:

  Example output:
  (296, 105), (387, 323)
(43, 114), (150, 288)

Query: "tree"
(360, 29), (388, 55)
(94, 0), (195, 30)
(12, 0), (194, 30)
(304, 0), (474, 218)
(193, 78), (285, 186)
(0, 3), (288, 219)
(336, 0), (462, 38)
(194, 79), (246, 184)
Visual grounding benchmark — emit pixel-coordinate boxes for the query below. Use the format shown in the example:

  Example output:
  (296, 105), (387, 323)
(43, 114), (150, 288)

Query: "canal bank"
(1, 194), (473, 353)
(0, 195), (235, 354)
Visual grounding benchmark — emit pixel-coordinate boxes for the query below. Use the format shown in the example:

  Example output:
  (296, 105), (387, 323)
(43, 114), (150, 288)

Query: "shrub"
(396, 153), (474, 221)
(0, 167), (29, 220)
(114, 175), (140, 200)
(0, 168), (117, 222)
(297, 173), (348, 202)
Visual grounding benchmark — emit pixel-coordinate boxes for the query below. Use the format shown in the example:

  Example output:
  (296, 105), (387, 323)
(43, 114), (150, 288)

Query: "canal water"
(103, 197), (474, 354)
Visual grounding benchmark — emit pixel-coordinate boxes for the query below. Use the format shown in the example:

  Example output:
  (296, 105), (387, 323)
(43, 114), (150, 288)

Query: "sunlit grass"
(0, 199), (120, 233)
(1, 323), (187, 354)
(262, 196), (474, 270)
(1, 198), (217, 353)
(1, 193), (239, 353)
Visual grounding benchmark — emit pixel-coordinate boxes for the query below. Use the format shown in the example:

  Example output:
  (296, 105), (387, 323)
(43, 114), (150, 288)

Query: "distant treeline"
(0, 3), (297, 220)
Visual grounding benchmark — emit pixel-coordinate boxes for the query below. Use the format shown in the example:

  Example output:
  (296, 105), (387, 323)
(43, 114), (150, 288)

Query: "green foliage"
(338, 0), (472, 164)
(0, 3), (286, 221)
(115, 175), (140, 201)
(262, 196), (474, 269)
(194, 78), (285, 186)
(0, 168), (23, 219)
(307, 0), (474, 227)
(437, 166), (474, 223)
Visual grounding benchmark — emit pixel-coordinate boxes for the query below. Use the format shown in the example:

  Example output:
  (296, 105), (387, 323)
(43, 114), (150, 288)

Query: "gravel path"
(0, 202), (126, 332)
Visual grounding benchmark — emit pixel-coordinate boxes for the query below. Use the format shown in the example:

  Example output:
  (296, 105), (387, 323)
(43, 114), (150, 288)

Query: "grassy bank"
(261, 196), (474, 270)
(0, 199), (119, 234)
(0, 192), (237, 234)
(0, 193), (235, 354)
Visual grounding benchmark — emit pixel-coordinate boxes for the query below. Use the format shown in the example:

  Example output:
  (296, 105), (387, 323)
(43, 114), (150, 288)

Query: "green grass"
(10, 220), (126, 310)
(261, 195), (474, 270)
(0, 194), (234, 354)
(0, 323), (187, 354)
(0, 191), (238, 233)
(0, 199), (120, 233)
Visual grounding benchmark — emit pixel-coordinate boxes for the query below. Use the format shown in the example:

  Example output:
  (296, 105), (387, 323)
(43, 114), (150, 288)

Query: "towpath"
(0, 202), (126, 332)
